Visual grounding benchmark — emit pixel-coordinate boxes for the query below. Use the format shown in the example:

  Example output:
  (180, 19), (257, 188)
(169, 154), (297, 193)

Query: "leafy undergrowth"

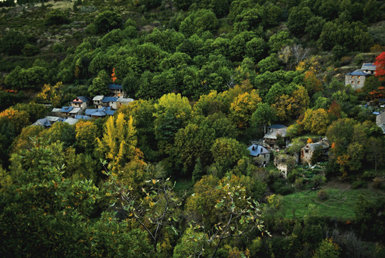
(278, 188), (385, 220)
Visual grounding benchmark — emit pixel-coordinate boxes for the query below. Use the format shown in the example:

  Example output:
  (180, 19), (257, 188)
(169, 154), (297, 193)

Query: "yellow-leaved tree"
(229, 89), (262, 129)
(97, 113), (143, 173)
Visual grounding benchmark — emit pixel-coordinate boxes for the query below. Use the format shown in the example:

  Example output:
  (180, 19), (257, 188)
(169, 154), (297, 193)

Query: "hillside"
(1, 0), (385, 257)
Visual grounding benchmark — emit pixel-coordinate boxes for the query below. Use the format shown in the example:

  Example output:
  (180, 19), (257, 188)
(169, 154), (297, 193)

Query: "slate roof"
(61, 106), (73, 113)
(102, 96), (118, 103)
(84, 107), (115, 117)
(269, 124), (287, 129)
(73, 96), (89, 103)
(64, 118), (79, 125)
(33, 116), (63, 127)
(46, 116), (62, 122)
(52, 108), (62, 113)
(108, 84), (123, 90)
(75, 115), (92, 120)
(69, 107), (82, 114)
(247, 144), (269, 157)
(347, 69), (370, 76)
(33, 118), (52, 127)
(93, 95), (104, 101)
(91, 111), (107, 117)
(117, 97), (134, 103)
(361, 63), (376, 71)
(264, 125), (288, 139)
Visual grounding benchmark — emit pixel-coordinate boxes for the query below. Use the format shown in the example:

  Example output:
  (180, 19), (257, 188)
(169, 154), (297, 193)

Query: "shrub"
(45, 10), (70, 26)
(317, 190), (329, 201)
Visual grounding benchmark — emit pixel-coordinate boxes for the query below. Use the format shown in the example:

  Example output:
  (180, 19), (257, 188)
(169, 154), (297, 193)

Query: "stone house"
(247, 144), (270, 166)
(264, 124), (288, 147)
(108, 84), (125, 97)
(102, 96), (118, 110)
(93, 95), (104, 108)
(71, 96), (89, 110)
(117, 97), (134, 109)
(345, 63), (376, 90)
(300, 138), (329, 166)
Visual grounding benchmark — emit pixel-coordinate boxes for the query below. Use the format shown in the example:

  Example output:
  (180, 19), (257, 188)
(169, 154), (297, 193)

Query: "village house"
(117, 97), (134, 108)
(71, 96), (89, 110)
(93, 95), (104, 108)
(376, 111), (385, 134)
(300, 138), (329, 166)
(247, 143), (270, 166)
(108, 84), (125, 97)
(263, 124), (288, 147)
(102, 96), (118, 110)
(51, 106), (74, 118)
(345, 63), (376, 90)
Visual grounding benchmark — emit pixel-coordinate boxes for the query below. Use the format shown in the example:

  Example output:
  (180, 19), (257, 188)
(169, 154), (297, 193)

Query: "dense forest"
(1, 0), (385, 256)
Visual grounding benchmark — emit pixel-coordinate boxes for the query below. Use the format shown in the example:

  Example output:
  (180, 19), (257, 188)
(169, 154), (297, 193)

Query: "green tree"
(210, 138), (247, 174)
(251, 103), (276, 137)
(94, 11), (122, 34)
(179, 9), (219, 37)
(173, 123), (215, 176)
(0, 30), (27, 55)
(288, 6), (313, 37)
(89, 70), (110, 96)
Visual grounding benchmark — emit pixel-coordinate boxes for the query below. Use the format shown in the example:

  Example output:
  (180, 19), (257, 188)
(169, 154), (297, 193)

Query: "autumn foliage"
(374, 51), (385, 81)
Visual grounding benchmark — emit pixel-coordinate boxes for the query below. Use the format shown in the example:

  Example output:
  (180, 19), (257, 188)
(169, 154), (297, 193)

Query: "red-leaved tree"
(374, 52), (385, 81)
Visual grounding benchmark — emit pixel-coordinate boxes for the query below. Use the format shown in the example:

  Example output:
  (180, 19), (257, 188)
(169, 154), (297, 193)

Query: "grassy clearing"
(278, 188), (385, 221)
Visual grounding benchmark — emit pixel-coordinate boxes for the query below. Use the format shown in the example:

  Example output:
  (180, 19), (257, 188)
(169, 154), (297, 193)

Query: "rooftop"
(347, 69), (371, 76)
(102, 96), (118, 103)
(361, 63), (376, 71)
(93, 95), (104, 101)
(117, 97), (134, 103)
(108, 84), (123, 90)
(72, 96), (89, 103)
(247, 144), (269, 157)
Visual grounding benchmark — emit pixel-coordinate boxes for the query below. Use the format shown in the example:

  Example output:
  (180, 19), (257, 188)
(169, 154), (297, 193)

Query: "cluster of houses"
(344, 62), (385, 134)
(33, 84), (134, 128)
(247, 62), (384, 175)
(247, 125), (330, 177)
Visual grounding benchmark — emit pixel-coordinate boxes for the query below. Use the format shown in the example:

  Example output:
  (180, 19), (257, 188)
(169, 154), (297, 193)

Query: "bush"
(94, 11), (122, 34)
(317, 190), (329, 201)
(22, 44), (39, 57)
(45, 10), (70, 26)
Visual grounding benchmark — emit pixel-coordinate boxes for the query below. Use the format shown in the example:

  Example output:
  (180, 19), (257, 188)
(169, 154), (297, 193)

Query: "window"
(351, 81), (354, 84)
(358, 81), (360, 84)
